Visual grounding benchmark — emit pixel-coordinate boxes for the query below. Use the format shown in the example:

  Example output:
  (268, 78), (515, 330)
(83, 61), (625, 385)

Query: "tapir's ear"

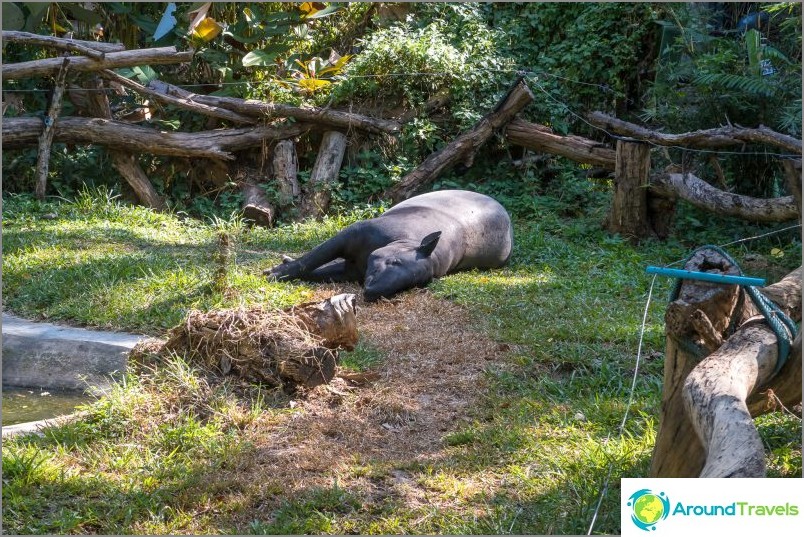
(417, 231), (441, 257)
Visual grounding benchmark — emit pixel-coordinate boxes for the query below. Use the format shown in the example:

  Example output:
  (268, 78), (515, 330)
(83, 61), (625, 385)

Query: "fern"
(693, 72), (778, 98)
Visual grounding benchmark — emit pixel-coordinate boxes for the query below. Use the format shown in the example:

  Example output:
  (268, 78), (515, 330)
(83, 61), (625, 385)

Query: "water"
(1, 386), (96, 426)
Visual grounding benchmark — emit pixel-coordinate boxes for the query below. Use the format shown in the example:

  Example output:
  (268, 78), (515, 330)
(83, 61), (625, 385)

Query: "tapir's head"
(362, 231), (441, 302)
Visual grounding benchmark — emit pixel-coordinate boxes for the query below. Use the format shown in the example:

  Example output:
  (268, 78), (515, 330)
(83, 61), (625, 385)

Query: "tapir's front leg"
(263, 230), (350, 281)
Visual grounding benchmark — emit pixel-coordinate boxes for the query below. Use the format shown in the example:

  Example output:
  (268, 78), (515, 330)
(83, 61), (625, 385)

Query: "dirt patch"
(220, 284), (512, 526)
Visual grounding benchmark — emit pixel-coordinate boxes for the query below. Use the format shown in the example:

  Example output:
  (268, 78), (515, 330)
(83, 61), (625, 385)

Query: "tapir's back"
(384, 190), (513, 270)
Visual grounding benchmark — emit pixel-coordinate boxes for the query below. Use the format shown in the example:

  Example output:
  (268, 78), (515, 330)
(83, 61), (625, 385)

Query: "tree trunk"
(301, 131), (348, 218)
(273, 140), (300, 208)
(780, 159), (802, 219)
(34, 58), (69, 200)
(146, 79), (401, 134)
(605, 140), (652, 240)
(3, 46), (193, 80)
(588, 111), (802, 154)
(3, 116), (310, 160)
(85, 77), (165, 210)
(387, 78), (535, 202)
(650, 247), (744, 477)
(650, 172), (799, 223)
(682, 267), (801, 478)
(505, 118), (616, 170)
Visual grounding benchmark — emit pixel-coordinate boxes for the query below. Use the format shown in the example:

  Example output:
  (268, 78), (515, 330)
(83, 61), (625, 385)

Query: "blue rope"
(669, 245), (799, 375)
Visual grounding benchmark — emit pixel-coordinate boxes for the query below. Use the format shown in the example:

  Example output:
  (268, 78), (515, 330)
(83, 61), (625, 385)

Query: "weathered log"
(505, 118), (616, 170)
(387, 78), (535, 202)
(2, 46), (193, 80)
(604, 140), (652, 240)
(2, 30), (109, 59)
(780, 159), (802, 219)
(683, 266), (801, 478)
(650, 247), (743, 477)
(100, 69), (257, 125)
(240, 182), (275, 227)
(35, 58), (69, 200)
(588, 111), (802, 154)
(2, 116), (310, 160)
(147, 79), (401, 134)
(1, 31), (125, 54)
(650, 172), (799, 223)
(85, 76), (166, 210)
(302, 131), (348, 218)
(273, 139), (300, 207)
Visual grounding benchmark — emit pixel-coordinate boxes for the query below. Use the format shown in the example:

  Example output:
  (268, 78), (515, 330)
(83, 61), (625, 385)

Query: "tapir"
(264, 189), (513, 301)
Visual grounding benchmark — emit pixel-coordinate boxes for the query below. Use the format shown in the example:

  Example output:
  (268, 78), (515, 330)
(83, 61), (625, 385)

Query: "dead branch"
(2, 30), (125, 56)
(505, 118), (616, 170)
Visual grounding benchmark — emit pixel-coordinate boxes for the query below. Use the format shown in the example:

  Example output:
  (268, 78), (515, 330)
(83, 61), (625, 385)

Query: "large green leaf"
(61, 3), (103, 26)
(22, 2), (49, 33)
(2, 3), (26, 30)
(242, 44), (290, 67)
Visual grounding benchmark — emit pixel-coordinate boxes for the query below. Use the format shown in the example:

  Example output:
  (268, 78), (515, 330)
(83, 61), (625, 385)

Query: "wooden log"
(398, 91), (451, 123)
(273, 139), (300, 207)
(3, 116), (310, 160)
(147, 79), (401, 134)
(650, 172), (799, 223)
(100, 69), (257, 125)
(240, 182), (275, 227)
(2, 30), (108, 59)
(34, 58), (69, 200)
(588, 111), (802, 154)
(505, 118), (616, 170)
(780, 159), (802, 219)
(2, 46), (193, 80)
(85, 76), (165, 210)
(605, 140), (652, 240)
(301, 131), (348, 218)
(650, 247), (743, 477)
(1, 31), (125, 54)
(387, 78), (535, 202)
(683, 267), (801, 477)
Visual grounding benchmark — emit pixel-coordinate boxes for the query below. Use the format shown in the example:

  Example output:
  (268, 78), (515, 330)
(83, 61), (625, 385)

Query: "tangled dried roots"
(133, 294), (358, 390)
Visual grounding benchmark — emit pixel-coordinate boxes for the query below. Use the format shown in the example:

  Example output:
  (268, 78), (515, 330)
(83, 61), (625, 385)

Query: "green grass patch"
(2, 189), (800, 535)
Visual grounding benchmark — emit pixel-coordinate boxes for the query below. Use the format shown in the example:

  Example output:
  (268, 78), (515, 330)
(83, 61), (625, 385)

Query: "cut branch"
(588, 111), (802, 154)
(100, 70), (257, 125)
(2, 30), (125, 56)
(650, 172), (799, 222)
(3, 116), (310, 160)
(505, 118), (616, 169)
(35, 58), (70, 200)
(147, 79), (401, 134)
(3, 46), (193, 80)
(387, 78), (535, 202)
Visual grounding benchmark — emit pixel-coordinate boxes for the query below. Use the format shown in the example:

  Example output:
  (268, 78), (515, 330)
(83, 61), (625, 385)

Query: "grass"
(2, 187), (801, 535)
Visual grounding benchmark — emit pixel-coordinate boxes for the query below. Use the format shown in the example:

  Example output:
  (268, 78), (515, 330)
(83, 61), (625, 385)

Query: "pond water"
(1, 386), (96, 426)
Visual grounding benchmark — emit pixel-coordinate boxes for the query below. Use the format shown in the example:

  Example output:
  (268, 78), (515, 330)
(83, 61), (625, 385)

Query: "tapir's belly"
(376, 190), (513, 273)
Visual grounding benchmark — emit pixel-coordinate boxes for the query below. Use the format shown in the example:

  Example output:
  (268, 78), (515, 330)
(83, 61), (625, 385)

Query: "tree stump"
(605, 139), (652, 241)
(273, 139), (300, 208)
(301, 131), (347, 218)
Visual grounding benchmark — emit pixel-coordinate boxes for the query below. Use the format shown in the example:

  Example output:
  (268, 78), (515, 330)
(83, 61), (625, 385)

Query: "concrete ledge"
(2, 313), (143, 391)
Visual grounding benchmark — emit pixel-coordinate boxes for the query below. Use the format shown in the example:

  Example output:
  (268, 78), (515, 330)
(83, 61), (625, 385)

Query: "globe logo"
(627, 489), (670, 531)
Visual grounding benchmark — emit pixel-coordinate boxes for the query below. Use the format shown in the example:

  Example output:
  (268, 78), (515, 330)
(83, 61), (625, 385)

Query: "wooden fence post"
(301, 131), (347, 218)
(605, 139), (652, 240)
(34, 58), (69, 200)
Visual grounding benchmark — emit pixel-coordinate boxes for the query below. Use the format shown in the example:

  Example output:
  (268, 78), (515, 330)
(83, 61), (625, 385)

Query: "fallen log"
(588, 111), (802, 154)
(301, 131), (348, 218)
(650, 246), (801, 477)
(100, 69), (257, 125)
(683, 268), (801, 477)
(387, 78), (535, 203)
(505, 118), (616, 170)
(650, 172), (799, 223)
(1, 30), (126, 56)
(85, 76), (166, 210)
(34, 58), (69, 200)
(2, 116), (310, 160)
(147, 79), (401, 134)
(2, 46), (193, 80)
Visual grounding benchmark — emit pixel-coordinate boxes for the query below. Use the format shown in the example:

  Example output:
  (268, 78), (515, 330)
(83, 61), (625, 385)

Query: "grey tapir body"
(265, 189), (513, 301)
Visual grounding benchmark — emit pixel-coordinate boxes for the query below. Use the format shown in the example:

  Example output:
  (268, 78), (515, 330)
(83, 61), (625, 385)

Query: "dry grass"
(206, 285), (515, 528)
